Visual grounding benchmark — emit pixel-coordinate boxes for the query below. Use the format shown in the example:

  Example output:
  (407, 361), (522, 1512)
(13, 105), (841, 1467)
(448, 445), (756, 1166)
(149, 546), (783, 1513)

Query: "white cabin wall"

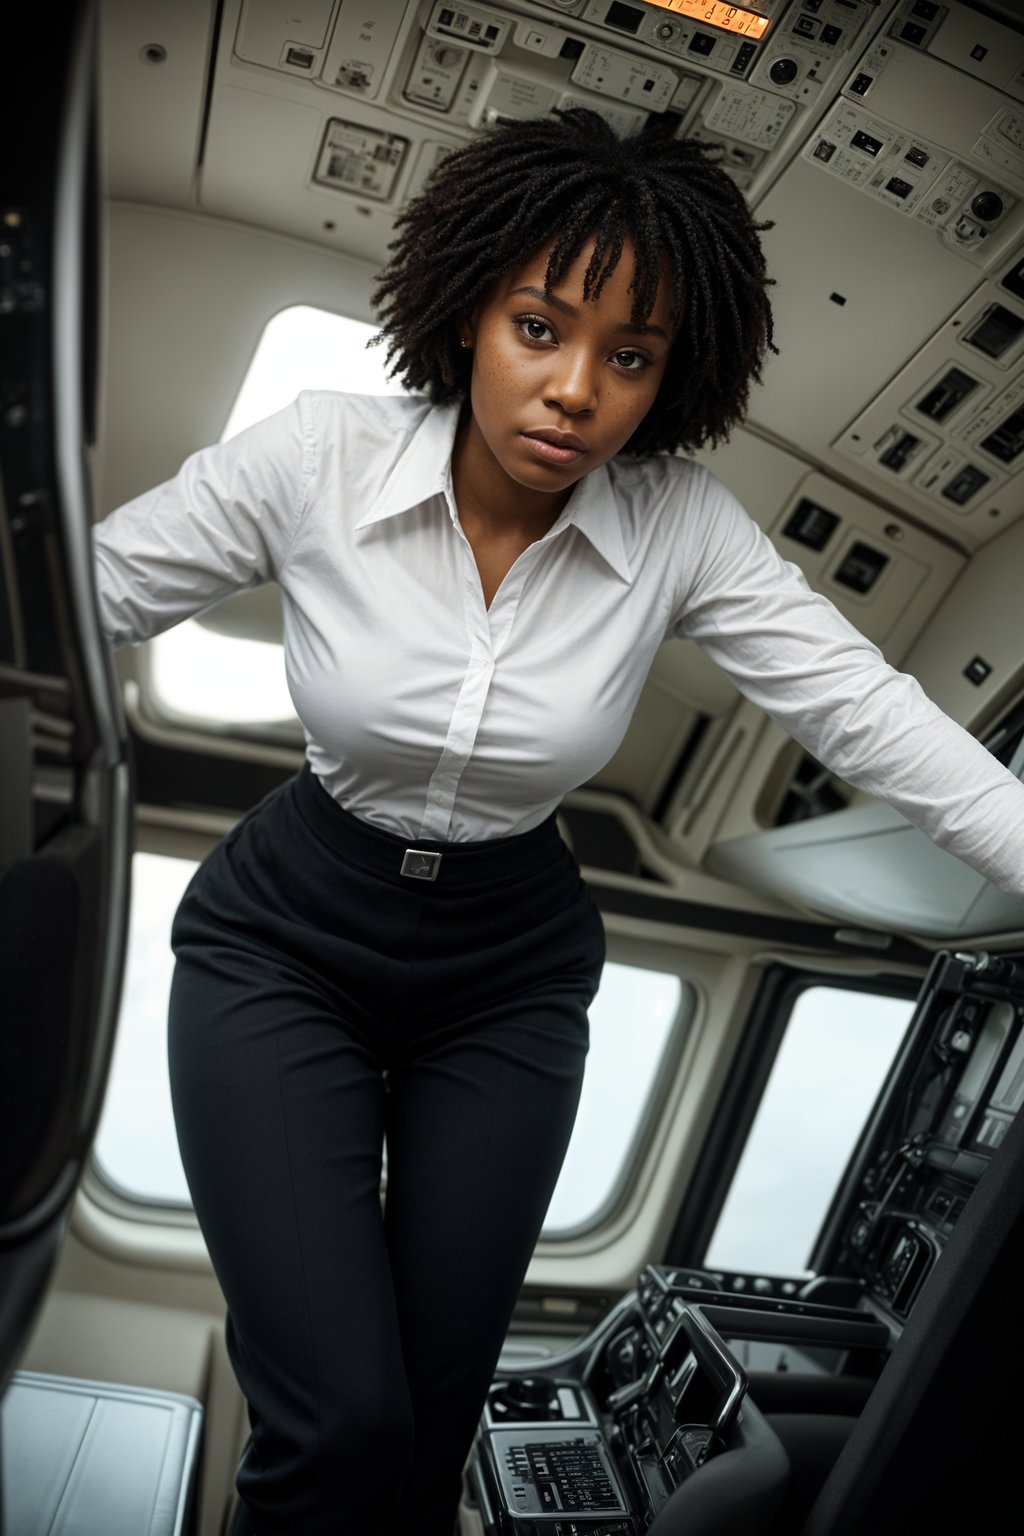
(901, 513), (1024, 730)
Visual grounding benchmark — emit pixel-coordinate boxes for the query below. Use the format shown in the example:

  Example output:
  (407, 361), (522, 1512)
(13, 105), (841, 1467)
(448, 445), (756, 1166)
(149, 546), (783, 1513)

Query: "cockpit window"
(219, 304), (408, 441)
(93, 851), (199, 1206)
(147, 622), (295, 729)
(704, 985), (915, 1278)
(544, 965), (688, 1235)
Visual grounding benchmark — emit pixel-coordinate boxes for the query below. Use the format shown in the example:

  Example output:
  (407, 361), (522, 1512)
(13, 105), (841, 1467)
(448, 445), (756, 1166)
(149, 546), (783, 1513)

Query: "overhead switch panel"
(468, 60), (559, 125)
(321, 0), (411, 98)
(426, 2), (508, 51)
(313, 119), (409, 199)
(570, 40), (676, 111)
(404, 32), (469, 110)
(236, 0), (338, 64)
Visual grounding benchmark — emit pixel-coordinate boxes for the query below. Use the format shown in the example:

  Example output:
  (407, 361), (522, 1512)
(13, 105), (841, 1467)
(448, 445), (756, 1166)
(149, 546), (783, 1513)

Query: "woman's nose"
(543, 349), (598, 415)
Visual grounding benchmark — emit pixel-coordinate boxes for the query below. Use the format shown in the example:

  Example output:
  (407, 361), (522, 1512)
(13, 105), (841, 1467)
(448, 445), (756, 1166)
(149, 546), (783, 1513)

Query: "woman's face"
(458, 237), (676, 507)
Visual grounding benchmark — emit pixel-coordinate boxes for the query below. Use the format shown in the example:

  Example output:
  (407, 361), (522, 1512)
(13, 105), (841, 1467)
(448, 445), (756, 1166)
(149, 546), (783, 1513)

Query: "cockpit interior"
(3, 1), (1024, 1533)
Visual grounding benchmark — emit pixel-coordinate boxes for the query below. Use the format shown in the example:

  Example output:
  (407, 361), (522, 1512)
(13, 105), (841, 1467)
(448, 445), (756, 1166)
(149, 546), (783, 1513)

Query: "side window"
(544, 966), (689, 1234)
(143, 305), (409, 734)
(93, 851), (198, 1205)
(94, 850), (690, 1236)
(219, 304), (407, 440)
(704, 984), (916, 1277)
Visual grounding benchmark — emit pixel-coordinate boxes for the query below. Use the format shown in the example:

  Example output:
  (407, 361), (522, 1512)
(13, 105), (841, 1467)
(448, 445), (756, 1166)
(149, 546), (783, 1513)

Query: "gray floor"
(223, 1477), (487, 1533)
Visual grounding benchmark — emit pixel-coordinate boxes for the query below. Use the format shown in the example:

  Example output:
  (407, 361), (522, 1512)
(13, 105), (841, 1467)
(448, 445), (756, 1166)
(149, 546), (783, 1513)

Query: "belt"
(293, 763), (565, 889)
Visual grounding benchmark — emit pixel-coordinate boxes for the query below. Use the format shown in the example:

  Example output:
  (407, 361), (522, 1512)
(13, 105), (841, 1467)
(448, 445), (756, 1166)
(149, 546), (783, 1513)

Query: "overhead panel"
(819, 20), (1024, 270)
(322, 0), (413, 97)
(234, 0), (413, 96)
(235, 0), (338, 63)
(833, 257), (1024, 535)
(199, 0), (882, 266)
(99, 0), (221, 208)
(917, 0), (1024, 101)
(748, 4), (1024, 546)
(816, 20), (1024, 538)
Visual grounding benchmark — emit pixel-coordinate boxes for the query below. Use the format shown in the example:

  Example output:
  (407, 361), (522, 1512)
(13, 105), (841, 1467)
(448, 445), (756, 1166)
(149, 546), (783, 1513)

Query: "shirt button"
(480, 658), (491, 669)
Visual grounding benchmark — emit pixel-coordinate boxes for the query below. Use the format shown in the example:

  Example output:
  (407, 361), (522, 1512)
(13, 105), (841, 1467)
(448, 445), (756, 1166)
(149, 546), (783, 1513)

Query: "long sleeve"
(671, 471), (1024, 901)
(92, 392), (314, 648)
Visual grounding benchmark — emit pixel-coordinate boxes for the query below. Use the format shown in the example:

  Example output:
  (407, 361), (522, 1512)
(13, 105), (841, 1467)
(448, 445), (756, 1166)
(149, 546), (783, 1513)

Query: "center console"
(469, 1298), (779, 1535)
(468, 949), (1024, 1533)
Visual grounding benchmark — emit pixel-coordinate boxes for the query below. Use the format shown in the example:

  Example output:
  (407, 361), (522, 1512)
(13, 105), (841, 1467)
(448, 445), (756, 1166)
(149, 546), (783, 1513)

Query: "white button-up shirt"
(92, 390), (1024, 896)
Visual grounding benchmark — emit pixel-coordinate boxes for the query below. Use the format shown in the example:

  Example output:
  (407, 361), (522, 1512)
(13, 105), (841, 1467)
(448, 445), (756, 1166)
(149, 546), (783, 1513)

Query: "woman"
(93, 109), (1024, 1536)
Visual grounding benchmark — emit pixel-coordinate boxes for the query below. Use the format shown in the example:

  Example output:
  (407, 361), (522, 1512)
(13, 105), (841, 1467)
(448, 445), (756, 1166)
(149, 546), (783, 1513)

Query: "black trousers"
(167, 765), (605, 1536)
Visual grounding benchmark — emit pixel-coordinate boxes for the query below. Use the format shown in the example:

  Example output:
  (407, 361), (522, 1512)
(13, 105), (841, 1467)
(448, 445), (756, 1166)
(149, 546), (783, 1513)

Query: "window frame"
(539, 967), (695, 1241)
(135, 618), (305, 748)
(84, 816), (223, 1224)
(663, 964), (924, 1275)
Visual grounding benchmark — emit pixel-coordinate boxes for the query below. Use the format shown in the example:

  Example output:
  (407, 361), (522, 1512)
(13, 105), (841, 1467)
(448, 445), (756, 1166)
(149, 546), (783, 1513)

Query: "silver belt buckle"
(401, 848), (442, 881)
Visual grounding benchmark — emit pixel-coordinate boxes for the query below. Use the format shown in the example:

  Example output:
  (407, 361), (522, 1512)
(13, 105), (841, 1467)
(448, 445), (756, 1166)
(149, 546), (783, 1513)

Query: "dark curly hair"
(370, 107), (776, 456)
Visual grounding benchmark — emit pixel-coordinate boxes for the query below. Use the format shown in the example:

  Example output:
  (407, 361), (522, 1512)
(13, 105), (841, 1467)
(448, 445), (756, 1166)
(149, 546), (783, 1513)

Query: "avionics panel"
(821, 950), (1024, 1317)
(969, 1016), (1024, 1153)
(209, 0), (877, 253)
(638, 0), (770, 38)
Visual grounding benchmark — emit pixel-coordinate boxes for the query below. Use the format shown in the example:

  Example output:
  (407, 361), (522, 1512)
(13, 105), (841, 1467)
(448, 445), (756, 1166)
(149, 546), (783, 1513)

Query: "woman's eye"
(514, 315), (555, 343)
(612, 350), (651, 372)
(512, 317), (653, 372)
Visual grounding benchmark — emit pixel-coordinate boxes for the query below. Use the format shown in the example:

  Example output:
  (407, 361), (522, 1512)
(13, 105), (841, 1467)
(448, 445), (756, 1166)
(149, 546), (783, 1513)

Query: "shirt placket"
(416, 502), (569, 840)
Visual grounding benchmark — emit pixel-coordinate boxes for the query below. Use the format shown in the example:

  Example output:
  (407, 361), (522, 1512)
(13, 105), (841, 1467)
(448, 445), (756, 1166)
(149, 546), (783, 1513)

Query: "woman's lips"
(520, 432), (586, 465)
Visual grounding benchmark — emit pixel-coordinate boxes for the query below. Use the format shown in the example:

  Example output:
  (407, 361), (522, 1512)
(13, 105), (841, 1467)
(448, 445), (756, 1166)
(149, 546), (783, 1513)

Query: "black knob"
(502, 1376), (554, 1409)
(769, 57), (799, 85)
(971, 190), (1004, 223)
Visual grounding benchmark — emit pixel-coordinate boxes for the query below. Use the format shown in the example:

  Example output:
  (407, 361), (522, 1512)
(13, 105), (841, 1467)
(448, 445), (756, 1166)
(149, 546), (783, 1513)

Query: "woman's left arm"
(670, 471), (1024, 901)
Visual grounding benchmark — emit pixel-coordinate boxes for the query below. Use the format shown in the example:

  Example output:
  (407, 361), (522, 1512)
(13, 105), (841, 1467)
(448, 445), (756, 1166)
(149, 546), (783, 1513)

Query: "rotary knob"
(502, 1376), (555, 1410)
(971, 190), (1004, 223)
(769, 57), (799, 85)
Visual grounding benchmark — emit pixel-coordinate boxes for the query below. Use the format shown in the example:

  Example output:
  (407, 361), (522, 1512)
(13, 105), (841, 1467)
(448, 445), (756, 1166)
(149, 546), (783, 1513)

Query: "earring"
(460, 338), (470, 350)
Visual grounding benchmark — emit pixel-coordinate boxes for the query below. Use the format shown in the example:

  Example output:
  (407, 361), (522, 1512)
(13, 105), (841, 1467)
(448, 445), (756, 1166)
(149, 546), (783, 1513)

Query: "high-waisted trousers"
(167, 764), (606, 1536)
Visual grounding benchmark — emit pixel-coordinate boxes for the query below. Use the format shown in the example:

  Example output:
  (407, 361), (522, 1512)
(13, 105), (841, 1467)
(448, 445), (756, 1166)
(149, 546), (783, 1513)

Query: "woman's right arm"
(92, 392), (314, 649)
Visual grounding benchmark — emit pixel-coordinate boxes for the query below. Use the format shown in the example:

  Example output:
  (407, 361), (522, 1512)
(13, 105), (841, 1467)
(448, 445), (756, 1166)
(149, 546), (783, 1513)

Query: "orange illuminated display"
(644, 1), (771, 40)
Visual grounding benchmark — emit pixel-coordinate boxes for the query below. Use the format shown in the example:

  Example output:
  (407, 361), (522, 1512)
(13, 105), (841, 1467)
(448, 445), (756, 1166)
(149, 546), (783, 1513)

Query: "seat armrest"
(0, 1370), (203, 1536)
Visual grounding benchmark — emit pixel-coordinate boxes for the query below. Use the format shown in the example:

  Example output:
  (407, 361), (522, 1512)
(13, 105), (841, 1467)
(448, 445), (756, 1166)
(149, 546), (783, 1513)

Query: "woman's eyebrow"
(508, 285), (669, 342)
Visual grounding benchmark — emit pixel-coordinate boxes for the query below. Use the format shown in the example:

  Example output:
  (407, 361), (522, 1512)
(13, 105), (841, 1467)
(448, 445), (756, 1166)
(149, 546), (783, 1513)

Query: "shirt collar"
(353, 400), (632, 585)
